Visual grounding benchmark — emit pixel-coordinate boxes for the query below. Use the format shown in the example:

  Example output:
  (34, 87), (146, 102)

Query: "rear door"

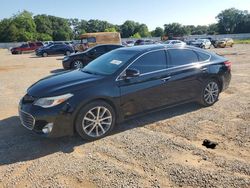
(118, 50), (169, 117)
(162, 48), (204, 105)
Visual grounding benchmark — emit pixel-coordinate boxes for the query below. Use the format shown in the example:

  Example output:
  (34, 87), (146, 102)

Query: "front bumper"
(18, 99), (75, 137)
(62, 59), (71, 69)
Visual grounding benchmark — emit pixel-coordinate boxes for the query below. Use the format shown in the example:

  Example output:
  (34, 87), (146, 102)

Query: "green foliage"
(36, 33), (53, 41)
(105, 27), (117, 32)
(164, 23), (188, 37)
(120, 20), (139, 38)
(0, 8), (250, 42)
(216, 8), (250, 34)
(234, 39), (250, 44)
(207, 23), (219, 35)
(131, 32), (141, 38)
(151, 27), (164, 37)
(137, 24), (151, 37)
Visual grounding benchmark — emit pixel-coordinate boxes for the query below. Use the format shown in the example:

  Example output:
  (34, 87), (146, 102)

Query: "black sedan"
(19, 44), (231, 140)
(62, 44), (123, 69)
(36, 44), (74, 57)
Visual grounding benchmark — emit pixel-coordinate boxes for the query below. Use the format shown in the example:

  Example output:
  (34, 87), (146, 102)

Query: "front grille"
(22, 94), (36, 104)
(19, 110), (35, 130)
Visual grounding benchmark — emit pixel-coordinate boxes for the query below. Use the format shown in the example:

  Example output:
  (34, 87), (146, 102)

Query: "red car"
(11, 42), (43, 54)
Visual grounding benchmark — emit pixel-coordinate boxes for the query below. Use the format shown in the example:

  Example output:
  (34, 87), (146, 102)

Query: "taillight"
(224, 61), (232, 70)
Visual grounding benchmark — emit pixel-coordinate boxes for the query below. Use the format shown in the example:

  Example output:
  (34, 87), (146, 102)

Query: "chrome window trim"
(115, 47), (212, 81)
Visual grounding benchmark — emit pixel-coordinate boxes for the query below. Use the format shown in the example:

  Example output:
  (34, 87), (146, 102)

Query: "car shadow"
(0, 116), (84, 165)
(0, 102), (201, 165)
(115, 102), (201, 134)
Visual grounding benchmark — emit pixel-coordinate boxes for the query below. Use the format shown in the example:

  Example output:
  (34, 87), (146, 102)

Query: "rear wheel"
(71, 60), (84, 69)
(75, 101), (116, 140)
(199, 80), (220, 107)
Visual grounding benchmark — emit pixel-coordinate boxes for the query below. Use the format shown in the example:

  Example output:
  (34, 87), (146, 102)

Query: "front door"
(118, 50), (169, 117)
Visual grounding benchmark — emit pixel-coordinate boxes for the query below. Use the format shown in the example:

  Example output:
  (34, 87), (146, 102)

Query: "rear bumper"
(221, 71), (231, 91)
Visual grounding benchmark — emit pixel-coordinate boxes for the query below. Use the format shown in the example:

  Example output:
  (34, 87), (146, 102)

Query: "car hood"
(27, 70), (104, 97)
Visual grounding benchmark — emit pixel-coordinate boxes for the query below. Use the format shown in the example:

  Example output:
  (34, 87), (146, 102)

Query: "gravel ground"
(0, 45), (249, 188)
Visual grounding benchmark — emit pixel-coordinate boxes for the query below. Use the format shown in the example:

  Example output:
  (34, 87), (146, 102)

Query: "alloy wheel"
(204, 81), (219, 104)
(73, 61), (83, 69)
(82, 106), (112, 138)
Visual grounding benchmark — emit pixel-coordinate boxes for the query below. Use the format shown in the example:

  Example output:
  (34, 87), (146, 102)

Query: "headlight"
(34, 93), (73, 108)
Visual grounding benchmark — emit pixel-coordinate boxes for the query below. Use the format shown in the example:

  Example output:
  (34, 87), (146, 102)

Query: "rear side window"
(168, 49), (198, 67)
(129, 50), (167, 74)
(196, 51), (210, 61)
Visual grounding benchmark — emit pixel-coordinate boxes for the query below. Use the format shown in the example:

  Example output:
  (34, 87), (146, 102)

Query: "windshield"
(82, 49), (138, 75)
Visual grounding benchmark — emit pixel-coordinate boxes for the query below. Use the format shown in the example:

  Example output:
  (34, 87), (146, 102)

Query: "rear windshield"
(82, 50), (138, 75)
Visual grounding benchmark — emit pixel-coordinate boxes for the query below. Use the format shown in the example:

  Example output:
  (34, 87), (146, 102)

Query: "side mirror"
(125, 68), (140, 78)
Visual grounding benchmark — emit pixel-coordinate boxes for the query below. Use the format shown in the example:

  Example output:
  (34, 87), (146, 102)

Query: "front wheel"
(199, 80), (220, 107)
(75, 101), (116, 140)
(71, 60), (84, 69)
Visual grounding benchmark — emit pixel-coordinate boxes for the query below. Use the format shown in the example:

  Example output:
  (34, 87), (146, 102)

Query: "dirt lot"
(0, 45), (249, 188)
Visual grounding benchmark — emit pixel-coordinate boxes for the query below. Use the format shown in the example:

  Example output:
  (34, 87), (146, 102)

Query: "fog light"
(42, 123), (53, 134)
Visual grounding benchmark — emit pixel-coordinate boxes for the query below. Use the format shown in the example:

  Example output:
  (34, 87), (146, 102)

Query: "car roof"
(117, 44), (212, 55)
(93, 44), (123, 48)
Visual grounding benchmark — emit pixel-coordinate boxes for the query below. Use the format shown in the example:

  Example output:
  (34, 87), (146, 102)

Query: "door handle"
(161, 76), (171, 82)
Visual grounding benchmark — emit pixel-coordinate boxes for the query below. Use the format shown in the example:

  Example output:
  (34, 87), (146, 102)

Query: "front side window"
(168, 49), (198, 67)
(129, 50), (167, 74)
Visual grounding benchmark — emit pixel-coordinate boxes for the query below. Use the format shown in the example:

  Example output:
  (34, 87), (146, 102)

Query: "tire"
(75, 101), (116, 140)
(71, 60), (84, 69)
(42, 52), (48, 57)
(66, 51), (71, 56)
(199, 80), (220, 107)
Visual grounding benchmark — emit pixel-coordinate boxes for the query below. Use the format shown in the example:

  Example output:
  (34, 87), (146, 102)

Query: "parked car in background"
(62, 44), (123, 69)
(134, 39), (155, 45)
(185, 39), (196, 45)
(214, 38), (234, 48)
(189, 39), (212, 49)
(126, 40), (135, 47)
(11, 42), (43, 54)
(36, 44), (74, 57)
(19, 44), (231, 140)
(164, 40), (186, 45)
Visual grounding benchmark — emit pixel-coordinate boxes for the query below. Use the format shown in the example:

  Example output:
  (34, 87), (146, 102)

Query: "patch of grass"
(234, 39), (250, 44)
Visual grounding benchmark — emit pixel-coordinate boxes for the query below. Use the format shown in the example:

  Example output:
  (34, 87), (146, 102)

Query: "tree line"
(0, 8), (249, 42)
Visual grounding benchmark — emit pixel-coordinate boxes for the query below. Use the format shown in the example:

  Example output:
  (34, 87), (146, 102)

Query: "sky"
(0, 0), (250, 30)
